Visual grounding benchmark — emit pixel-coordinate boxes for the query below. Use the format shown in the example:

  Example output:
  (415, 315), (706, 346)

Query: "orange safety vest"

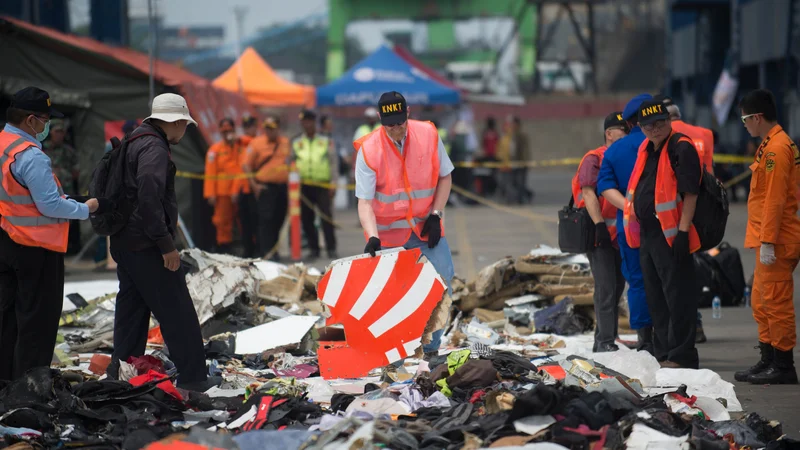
(672, 120), (714, 174)
(0, 130), (69, 253)
(571, 146), (618, 242)
(359, 120), (444, 248)
(623, 132), (702, 252)
(204, 139), (245, 198)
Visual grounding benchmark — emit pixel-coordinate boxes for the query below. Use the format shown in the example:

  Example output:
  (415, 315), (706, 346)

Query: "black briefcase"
(558, 196), (595, 254)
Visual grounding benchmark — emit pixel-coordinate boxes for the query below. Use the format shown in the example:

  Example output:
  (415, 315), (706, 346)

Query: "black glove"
(94, 198), (112, 215)
(67, 195), (90, 203)
(364, 237), (381, 257)
(595, 223), (612, 248)
(673, 230), (690, 263)
(420, 214), (442, 248)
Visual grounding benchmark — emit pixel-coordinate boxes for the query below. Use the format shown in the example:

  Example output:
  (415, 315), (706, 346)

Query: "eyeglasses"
(741, 113), (762, 123)
(642, 120), (666, 132)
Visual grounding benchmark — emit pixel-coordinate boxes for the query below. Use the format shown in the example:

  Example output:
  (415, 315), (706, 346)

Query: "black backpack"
(88, 132), (157, 236)
(667, 133), (730, 251)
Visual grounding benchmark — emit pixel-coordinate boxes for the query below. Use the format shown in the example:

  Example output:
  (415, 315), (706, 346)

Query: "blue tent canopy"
(316, 45), (461, 106)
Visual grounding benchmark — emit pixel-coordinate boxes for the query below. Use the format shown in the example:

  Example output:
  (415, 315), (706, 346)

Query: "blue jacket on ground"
(597, 126), (652, 330)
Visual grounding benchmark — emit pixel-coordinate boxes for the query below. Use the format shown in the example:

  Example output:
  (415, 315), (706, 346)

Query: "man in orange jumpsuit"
(243, 116), (290, 261)
(236, 115), (258, 257)
(655, 95), (714, 175)
(734, 89), (800, 385)
(204, 118), (244, 253)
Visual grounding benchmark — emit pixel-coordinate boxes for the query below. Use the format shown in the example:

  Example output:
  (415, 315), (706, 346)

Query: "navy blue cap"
(622, 94), (653, 121)
(11, 86), (63, 118)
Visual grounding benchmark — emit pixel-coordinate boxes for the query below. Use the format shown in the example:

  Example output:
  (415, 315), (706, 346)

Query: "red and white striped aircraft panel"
(316, 248), (446, 379)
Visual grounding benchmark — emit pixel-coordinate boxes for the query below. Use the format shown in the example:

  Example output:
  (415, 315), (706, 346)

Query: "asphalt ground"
(65, 167), (800, 436)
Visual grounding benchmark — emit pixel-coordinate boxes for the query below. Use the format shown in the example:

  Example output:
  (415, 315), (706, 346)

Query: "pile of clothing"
(2, 342), (797, 450)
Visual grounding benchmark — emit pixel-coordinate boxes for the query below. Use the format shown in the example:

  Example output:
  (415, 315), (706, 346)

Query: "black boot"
(749, 348), (798, 385)
(636, 326), (654, 355)
(734, 342), (773, 382)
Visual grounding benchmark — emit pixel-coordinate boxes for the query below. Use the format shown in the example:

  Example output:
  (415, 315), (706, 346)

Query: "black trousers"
(588, 245), (626, 349)
(301, 184), (336, 253)
(110, 246), (207, 383)
(238, 193), (258, 258)
(257, 183), (288, 257)
(0, 229), (64, 381)
(640, 227), (699, 368)
(67, 219), (81, 255)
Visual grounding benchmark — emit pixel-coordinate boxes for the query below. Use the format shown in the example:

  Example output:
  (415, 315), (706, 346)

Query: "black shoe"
(636, 326), (654, 355)
(177, 375), (222, 392)
(306, 250), (321, 261)
(749, 349), (798, 385)
(734, 342), (773, 382)
(696, 326), (707, 343)
(327, 250), (339, 259)
(596, 343), (620, 353)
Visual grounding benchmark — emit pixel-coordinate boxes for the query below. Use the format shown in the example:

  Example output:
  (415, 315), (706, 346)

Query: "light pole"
(233, 5), (248, 97)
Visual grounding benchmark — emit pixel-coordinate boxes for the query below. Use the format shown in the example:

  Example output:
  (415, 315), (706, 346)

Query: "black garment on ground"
(257, 183), (288, 256)
(508, 383), (577, 422)
(564, 391), (616, 430)
(238, 192), (258, 258)
(533, 299), (593, 336)
(0, 229), (65, 381)
(640, 227), (699, 368)
(486, 351), (537, 379)
(588, 245), (625, 349)
(444, 360), (498, 393)
(300, 184), (336, 253)
(109, 246), (208, 384)
(111, 121), (178, 255)
(330, 393), (355, 413)
(634, 134), (701, 231)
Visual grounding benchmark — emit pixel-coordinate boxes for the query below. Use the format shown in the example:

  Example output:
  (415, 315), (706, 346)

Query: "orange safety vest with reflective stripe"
(359, 120), (444, 248)
(0, 130), (69, 253)
(571, 146), (618, 242)
(623, 132), (701, 252)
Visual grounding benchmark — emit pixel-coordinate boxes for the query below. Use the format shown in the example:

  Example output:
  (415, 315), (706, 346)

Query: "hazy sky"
(156, 0), (327, 45)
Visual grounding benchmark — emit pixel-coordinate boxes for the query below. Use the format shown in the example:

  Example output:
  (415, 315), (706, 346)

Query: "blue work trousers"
(618, 231), (653, 329)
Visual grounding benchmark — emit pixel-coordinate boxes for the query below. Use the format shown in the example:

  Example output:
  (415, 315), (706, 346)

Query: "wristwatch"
(431, 209), (444, 218)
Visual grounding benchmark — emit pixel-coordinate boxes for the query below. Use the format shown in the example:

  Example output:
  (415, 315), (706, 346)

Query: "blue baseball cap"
(622, 94), (653, 121)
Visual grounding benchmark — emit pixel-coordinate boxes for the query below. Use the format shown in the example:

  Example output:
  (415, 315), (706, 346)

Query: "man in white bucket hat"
(106, 93), (219, 391)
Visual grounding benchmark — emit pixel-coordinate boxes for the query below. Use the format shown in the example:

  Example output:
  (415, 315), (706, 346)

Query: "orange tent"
(213, 47), (315, 107)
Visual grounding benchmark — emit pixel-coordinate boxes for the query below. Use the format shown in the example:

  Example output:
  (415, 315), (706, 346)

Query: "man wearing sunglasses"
(735, 89), (800, 385)
(622, 98), (702, 369)
(0, 87), (105, 380)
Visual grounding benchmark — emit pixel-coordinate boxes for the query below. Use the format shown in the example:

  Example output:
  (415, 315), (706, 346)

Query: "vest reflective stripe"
(0, 130), (70, 253)
(570, 145), (618, 243)
(361, 121), (443, 248)
(5, 215), (67, 226)
(623, 132), (702, 252)
(0, 137), (36, 205)
(374, 187), (436, 204)
(293, 135), (330, 182)
(376, 216), (426, 231)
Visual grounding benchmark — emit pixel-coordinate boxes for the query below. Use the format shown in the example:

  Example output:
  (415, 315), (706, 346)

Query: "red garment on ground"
(127, 355), (166, 375)
(129, 369), (183, 401)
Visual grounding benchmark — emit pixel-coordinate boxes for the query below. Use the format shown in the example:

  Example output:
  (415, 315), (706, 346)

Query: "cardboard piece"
(316, 248), (446, 379)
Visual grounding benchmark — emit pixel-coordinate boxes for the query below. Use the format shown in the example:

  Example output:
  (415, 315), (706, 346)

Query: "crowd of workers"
(0, 82), (798, 393)
(573, 90), (800, 385)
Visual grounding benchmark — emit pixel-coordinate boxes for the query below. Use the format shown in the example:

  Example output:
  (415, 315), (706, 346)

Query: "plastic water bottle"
(744, 286), (751, 307)
(712, 296), (722, 319)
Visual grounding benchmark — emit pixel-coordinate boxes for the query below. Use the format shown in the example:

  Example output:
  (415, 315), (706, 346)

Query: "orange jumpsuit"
(204, 139), (245, 246)
(746, 125), (800, 351)
(671, 120), (714, 175)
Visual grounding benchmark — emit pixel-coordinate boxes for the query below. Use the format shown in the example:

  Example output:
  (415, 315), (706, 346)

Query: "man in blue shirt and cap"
(597, 93), (654, 354)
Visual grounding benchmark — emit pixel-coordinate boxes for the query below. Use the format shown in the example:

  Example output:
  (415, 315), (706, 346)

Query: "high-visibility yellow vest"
(438, 129), (451, 155)
(292, 134), (331, 182)
(355, 123), (381, 141)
